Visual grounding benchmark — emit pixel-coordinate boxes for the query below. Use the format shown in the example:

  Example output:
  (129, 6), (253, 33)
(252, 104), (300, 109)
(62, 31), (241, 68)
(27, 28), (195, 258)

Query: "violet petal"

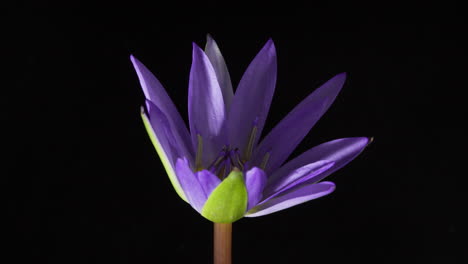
(263, 160), (335, 201)
(146, 100), (193, 165)
(245, 167), (267, 211)
(141, 104), (187, 201)
(227, 39), (277, 156)
(266, 137), (370, 192)
(131, 55), (193, 158)
(205, 34), (233, 111)
(245, 182), (335, 217)
(188, 43), (227, 166)
(175, 158), (208, 212)
(145, 101), (178, 164)
(196, 170), (221, 198)
(252, 73), (347, 174)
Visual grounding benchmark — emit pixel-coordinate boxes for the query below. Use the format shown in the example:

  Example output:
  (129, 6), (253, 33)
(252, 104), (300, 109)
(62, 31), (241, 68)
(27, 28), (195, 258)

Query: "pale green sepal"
(201, 170), (248, 223)
(141, 109), (188, 202)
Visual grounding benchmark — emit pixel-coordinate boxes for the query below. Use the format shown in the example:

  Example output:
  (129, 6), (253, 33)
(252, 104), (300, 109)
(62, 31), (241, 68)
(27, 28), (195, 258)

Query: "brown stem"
(214, 223), (232, 264)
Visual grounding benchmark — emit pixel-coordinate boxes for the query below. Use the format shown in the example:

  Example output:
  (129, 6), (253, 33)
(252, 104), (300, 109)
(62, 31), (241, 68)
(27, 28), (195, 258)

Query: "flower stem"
(214, 223), (232, 264)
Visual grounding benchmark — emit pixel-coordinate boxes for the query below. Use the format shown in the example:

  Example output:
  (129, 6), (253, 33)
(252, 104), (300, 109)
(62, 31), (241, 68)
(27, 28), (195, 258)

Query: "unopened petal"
(246, 182), (335, 217)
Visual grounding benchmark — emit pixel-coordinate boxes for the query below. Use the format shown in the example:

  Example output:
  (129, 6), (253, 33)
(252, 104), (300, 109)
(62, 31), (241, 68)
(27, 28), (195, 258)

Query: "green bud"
(201, 169), (248, 223)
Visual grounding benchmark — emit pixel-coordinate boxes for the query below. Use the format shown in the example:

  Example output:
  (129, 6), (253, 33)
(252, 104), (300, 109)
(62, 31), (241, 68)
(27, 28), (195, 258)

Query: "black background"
(5, 1), (466, 263)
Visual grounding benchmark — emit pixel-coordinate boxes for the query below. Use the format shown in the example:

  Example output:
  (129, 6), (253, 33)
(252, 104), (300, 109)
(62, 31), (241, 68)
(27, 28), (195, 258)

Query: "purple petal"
(263, 160), (335, 201)
(146, 100), (193, 165)
(144, 101), (181, 165)
(245, 182), (335, 217)
(245, 167), (267, 210)
(142, 104), (187, 201)
(145, 100), (193, 162)
(266, 137), (370, 195)
(188, 43), (226, 166)
(227, 39), (277, 156)
(196, 170), (221, 197)
(205, 34), (233, 111)
(131, 55), (193, 158)
(175, 158), (208, 212)
(252, 73), (347, 173)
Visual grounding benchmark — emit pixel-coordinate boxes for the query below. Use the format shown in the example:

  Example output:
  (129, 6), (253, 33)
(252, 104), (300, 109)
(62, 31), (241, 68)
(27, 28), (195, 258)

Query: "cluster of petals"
(131, 35), (369, 222)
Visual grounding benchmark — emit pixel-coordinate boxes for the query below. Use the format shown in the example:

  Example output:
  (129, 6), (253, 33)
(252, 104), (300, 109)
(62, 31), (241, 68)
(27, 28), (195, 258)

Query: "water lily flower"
(131, 36), (369, 223)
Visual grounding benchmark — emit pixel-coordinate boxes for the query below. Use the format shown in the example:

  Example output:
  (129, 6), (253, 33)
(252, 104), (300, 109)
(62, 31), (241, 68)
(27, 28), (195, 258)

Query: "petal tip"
(321, 181), (336, 189)
(130, 54), (140, 65)
(264, 38), (276, 52)
(175, 157), (188, 168)
(337, 72), (347, 79)
(331, 72), (347, 85)
(318, 181), (336, 196)
(140, 105), (149, 118)
(349, 137), (373, 152)
(351, 137), (372, 149)
(192, 42), (202, 51)
(192, 42), (206, 58)
(266, 38), (275, 45)
(205, 34), (219, 52)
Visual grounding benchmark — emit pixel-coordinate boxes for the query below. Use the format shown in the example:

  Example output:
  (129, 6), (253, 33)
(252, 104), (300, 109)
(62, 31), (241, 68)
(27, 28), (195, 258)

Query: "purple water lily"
(131, 35), (369, 223)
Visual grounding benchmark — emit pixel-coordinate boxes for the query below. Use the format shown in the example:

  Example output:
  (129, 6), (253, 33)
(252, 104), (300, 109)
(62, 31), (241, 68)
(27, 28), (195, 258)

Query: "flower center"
(194, 120), (270, 178)
(208, 145), (244, 179)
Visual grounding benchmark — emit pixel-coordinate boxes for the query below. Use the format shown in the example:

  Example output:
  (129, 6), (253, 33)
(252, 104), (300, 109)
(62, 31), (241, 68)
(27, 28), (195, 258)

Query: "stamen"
(243, 125), (257, 162)
(217, 161), (226, 179)
(206, 145), (249, 179)
(224, 156), (233, 178)
(234, 149), (244, 171)
(228, 150), (236, 166)
(260, 152), (270, 170)
(208, 152), (226, 171)
(195, 134), (203, 171)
